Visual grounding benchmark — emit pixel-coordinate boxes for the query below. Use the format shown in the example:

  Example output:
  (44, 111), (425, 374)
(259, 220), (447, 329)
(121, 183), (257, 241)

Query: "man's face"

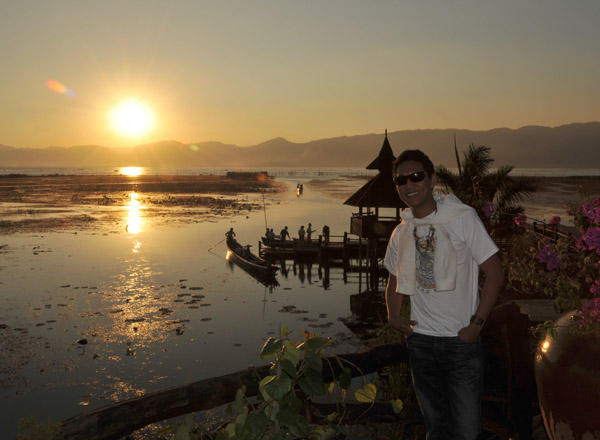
(394, 160), (437, 215)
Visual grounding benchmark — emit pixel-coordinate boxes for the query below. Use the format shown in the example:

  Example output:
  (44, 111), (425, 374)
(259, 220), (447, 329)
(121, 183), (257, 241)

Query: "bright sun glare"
(109, 99), (155, 138)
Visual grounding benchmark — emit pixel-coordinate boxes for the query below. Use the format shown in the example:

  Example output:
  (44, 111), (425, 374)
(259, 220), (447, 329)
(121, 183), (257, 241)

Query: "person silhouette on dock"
(225, 228), (236, 242)
(322, 225), (330, 245)
(280, 226), (290, 242)
(306, 223), (315, 242)
(298, 225), (305, 248)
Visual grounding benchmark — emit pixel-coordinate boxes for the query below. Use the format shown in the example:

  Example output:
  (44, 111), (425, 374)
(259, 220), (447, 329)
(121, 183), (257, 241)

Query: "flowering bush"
(514, 213), (528, 227)
(483, 201), (495, 218)
(507, 195), (600, 319)
(577, 298), (600, 336)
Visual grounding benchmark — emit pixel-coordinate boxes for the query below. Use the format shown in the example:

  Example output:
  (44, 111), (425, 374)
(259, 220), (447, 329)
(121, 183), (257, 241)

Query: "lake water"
(2, 165), (600, 177)
(0, 176), (372, 438)
(1, 167), (599, 438)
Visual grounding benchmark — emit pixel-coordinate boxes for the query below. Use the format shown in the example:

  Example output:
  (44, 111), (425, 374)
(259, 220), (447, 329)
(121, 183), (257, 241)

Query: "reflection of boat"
(226, 239), (279, 279)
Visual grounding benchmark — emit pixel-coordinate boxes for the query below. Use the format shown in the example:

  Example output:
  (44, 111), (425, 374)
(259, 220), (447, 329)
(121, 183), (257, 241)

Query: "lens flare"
(46, 79), (77, 97)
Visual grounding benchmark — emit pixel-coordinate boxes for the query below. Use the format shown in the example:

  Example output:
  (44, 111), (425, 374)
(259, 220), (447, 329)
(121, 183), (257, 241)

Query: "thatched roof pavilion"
(344, 130), (405, 239)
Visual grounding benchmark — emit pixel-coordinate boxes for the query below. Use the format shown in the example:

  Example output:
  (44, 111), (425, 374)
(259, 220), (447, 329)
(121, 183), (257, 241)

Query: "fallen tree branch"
(56, 342), (408, 440)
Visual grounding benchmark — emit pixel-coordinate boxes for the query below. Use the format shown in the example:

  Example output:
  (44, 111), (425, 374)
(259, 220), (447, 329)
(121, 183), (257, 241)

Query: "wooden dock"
(259, 233), (388, 266)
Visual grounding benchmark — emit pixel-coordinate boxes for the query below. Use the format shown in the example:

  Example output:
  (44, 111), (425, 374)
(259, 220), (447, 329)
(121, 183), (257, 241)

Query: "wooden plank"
(512, 299), (560, 322)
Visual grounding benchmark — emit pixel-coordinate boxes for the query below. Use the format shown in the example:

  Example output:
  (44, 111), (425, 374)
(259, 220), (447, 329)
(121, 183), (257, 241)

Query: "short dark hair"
(393, 149), (435, 177)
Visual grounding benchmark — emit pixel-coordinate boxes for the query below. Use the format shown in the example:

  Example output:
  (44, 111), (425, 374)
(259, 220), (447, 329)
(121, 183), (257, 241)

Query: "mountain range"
(1, 122), (599, 169)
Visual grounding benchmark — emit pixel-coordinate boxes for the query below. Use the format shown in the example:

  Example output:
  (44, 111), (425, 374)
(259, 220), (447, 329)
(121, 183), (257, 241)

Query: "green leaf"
(175, 424), (191, 440)
(280, 392), (303, 414)
(264, 375), (292, 401)
(286, 413), (310, 438)
(276, 407), (298, 425)
(299, 369), (327, 396)
(279, 358), (297, 379)
(225, 422), (236, 438)
(304, 352), (323, 373)
(313, 425), (338, 440)
(338, 367), (352, 390)
(259, 375), (276, 401)
(299, 336), (331, 353)
(243, 412), (270, 440)
(232, 386), (246, 416)
(215, 429), (230, 440)
(391, 398), (404, 414)
(355, 383), (377, 403)
(260, 337), (282, 359)
(282, 340), (300, 365)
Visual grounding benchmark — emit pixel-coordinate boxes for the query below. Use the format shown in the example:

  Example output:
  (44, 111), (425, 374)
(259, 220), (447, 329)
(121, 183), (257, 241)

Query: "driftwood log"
(57, 300), (535, 440)
(56, 342), (409, 440)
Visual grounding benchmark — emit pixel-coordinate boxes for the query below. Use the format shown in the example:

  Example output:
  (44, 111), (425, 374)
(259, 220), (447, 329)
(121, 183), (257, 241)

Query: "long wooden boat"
(261, 236), (294, 249)
(260, 236), (320, 258)
(226, 238), (279, 278)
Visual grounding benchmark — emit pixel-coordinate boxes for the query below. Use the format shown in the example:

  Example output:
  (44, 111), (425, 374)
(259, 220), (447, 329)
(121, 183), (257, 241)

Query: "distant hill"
(1, 122), (599, 169)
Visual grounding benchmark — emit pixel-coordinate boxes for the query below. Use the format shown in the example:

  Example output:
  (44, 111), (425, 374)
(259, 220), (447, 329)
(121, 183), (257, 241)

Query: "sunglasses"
(394, 171), (426, 186)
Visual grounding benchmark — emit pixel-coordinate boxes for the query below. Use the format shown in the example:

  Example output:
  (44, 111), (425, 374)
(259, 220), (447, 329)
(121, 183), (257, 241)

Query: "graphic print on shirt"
(414, 225), (436, 294)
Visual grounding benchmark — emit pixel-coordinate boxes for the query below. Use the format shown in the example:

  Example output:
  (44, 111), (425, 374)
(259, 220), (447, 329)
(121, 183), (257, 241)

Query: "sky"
(1, 0), (599, 149)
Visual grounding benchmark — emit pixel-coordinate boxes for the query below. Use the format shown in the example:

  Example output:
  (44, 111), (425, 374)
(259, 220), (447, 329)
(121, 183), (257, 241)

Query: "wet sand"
(2, 173), (598, 225)
(0, 174), (279, 233)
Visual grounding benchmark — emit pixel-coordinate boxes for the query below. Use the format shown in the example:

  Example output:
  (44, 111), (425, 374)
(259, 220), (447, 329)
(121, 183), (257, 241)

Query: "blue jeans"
(406, 332), (483, 440)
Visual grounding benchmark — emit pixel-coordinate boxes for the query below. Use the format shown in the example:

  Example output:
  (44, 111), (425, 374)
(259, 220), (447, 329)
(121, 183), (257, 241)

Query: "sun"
(109, 99), (156, 138)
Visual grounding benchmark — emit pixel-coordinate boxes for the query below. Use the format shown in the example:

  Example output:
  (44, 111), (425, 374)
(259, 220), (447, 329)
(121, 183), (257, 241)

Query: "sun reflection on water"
(121, 166), (143, 176)
(126, 193), (143, 235)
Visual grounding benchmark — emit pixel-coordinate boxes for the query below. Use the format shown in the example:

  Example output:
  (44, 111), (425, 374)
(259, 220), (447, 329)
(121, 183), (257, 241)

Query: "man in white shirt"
(384, 149), (502, 439)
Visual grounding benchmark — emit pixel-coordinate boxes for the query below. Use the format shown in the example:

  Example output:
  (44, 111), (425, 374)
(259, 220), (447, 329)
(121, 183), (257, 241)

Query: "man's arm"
(386, 273), (416, 336)
(458, 252), (503, 342)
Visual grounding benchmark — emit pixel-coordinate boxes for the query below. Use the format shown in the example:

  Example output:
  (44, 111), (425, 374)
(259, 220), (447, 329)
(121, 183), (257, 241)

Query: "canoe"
(226, 238), (279, 278)
(261, 236), (294, 249)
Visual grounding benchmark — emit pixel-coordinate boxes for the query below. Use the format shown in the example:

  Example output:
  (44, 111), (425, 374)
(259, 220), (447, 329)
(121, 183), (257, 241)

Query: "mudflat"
(0, 174), (279, 233)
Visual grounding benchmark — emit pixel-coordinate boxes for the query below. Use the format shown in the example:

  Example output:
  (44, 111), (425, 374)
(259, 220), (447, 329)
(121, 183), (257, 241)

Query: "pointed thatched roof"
(344, 130), (406, 209)
(366, 130), (395, 172)
(344, 173), (406, 208)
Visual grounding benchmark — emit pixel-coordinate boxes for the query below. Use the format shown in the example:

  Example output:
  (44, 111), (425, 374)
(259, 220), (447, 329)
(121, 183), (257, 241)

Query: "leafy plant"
(170, 328), (401, 439)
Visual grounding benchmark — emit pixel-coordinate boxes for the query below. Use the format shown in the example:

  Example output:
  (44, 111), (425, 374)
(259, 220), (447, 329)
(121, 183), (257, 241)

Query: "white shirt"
(384, 199), (498, 337)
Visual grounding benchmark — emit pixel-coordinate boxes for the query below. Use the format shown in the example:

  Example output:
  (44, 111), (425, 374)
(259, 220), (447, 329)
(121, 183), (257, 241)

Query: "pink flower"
(515, 213), (527, 226)
(578, 227), (600, 255)
(535, 245), (564, 271)
(582, 199), (600, 224)
(580, 298), (600, 328)
(549, 216), (561, 226)
(591, 280), (600, 296)
(483, 201), (495, 218)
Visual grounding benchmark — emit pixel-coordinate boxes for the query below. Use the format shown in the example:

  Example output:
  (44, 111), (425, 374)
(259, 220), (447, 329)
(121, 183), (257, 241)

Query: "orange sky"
(1, 1), (599, 149)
